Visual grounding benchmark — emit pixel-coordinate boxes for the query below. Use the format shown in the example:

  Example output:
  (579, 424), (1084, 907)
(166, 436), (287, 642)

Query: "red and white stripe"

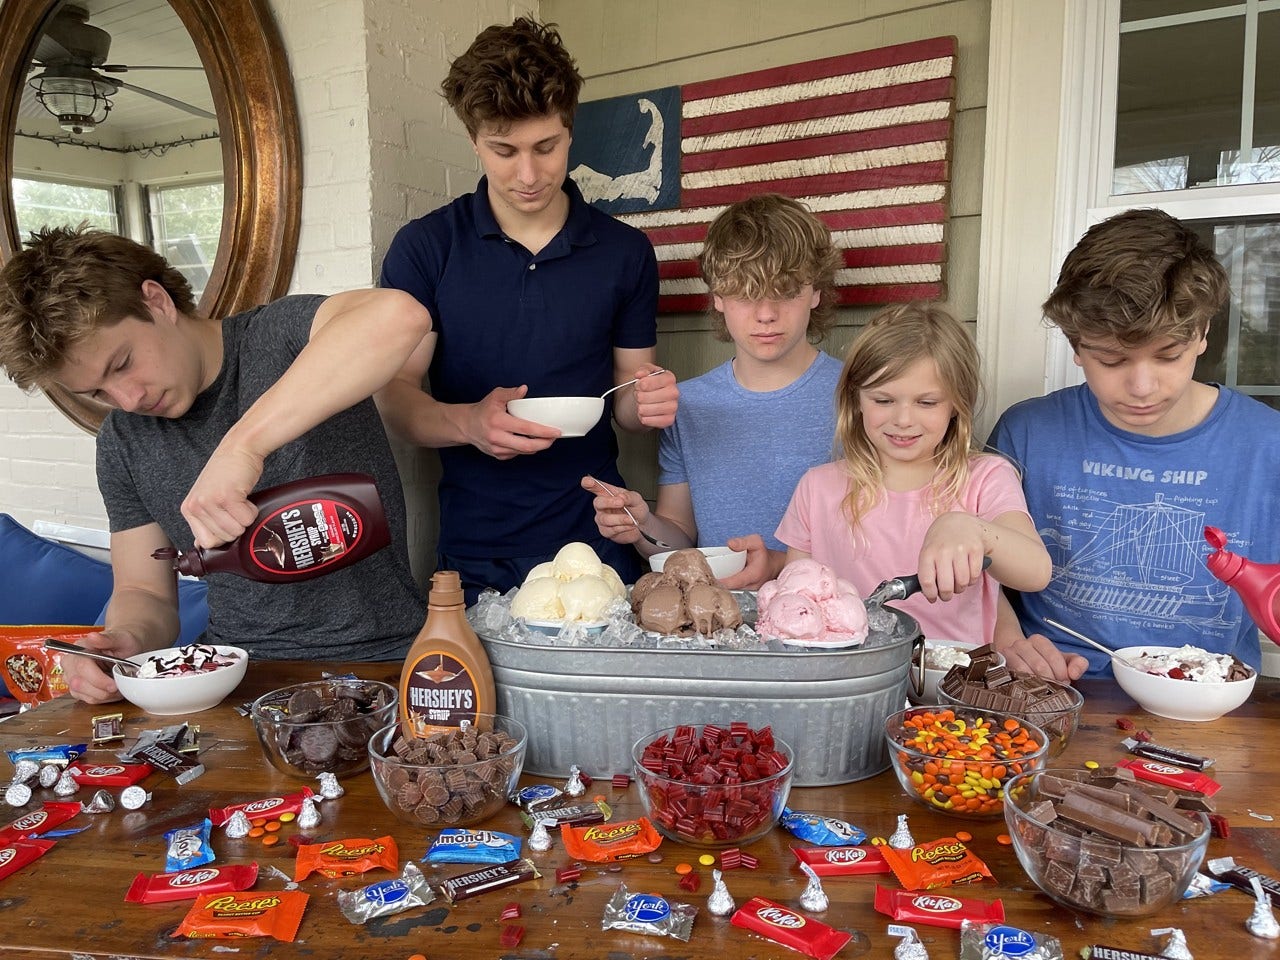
(620, 37), (956, 313)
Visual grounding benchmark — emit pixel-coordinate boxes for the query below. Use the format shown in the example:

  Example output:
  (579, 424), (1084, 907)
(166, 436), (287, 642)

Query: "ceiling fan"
(28, 3), (214, 135)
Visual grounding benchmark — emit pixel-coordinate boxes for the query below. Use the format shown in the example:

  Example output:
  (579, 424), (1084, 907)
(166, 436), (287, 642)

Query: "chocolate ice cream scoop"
(660, 548), (717, 587)
(631, 571), (665, 614)
(638, 584), (688, 635)
(685, 583), (743, 634)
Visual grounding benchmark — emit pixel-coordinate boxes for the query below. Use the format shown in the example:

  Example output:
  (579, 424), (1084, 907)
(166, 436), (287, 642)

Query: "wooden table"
(0, 661), (1276, 959)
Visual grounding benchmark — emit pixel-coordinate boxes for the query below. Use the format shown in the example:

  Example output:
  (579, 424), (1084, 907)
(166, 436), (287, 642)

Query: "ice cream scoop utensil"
(598, 368), (665, 401)
(866, 557), (991, 607)
(1044, 618), (1139, 668)
(585, 477), (672, 550)
(42, 638), (140, 675)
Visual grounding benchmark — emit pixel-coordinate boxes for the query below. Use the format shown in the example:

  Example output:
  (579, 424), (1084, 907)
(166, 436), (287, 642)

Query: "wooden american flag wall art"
(567, 36), (956, 313)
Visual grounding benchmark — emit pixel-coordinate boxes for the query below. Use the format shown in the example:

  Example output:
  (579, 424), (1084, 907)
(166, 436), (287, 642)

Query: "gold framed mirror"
(0, 0), (301, 432)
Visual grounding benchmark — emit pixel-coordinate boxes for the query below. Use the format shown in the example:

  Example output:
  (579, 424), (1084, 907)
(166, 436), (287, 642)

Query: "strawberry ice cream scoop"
(757, 561), (869, 648)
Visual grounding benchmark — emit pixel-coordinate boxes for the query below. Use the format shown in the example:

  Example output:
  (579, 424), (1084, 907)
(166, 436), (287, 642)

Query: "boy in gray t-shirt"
(583, 194), (841, 589)
(0, 227), (432, 704)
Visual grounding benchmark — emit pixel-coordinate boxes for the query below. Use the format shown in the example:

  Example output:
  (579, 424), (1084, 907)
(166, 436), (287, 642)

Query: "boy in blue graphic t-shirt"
(990, 208), (1280, 680)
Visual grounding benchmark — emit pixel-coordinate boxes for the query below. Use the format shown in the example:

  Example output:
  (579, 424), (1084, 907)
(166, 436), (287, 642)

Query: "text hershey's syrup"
(153, 473), (390, 582)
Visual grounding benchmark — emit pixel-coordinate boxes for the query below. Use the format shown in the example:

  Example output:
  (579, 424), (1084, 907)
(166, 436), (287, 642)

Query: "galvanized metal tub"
(479, 605), (919, 787)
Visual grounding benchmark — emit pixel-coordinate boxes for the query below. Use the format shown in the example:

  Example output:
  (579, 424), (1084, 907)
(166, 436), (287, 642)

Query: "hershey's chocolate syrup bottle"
(400, 570), (496, 734)
(154, 473), (390, 581)
(1205, 525), (1280, 644)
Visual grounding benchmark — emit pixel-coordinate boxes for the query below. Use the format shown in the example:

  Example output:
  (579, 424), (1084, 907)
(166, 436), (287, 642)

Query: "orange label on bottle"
(402, 651), (481, 733)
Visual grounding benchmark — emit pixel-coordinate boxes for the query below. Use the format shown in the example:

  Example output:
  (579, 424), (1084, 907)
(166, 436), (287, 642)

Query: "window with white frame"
(12, 176), (121, 240)
(1059, 0), (1280, 410)
(146, 180), (224, 301)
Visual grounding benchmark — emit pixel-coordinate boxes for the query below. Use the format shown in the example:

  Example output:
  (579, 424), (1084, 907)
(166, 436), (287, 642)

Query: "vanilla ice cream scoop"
(511, 577), (564, 620)
(559, 574), (614, 621)
(551, 542), (604, 580)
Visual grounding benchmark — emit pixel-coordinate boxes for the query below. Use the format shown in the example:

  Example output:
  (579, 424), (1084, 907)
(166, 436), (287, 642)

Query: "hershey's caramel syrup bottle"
(400, 570), (496, 735)
(153, 473), (390, 581)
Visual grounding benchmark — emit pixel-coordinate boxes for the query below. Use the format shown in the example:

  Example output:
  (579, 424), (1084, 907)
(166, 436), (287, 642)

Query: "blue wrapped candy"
(779, 808), (866, 846)
(424, 828), (521, 864)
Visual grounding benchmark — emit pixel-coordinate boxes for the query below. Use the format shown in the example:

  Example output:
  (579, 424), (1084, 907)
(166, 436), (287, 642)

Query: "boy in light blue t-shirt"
(583, 194), (841, 589)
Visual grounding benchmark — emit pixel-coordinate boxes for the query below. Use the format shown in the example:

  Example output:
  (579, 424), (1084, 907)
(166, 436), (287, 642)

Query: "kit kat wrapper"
(731, 896), (852, 960)
(792, 844), (890, 876)
(873, 885), (1004, 929)
(125, 863), (260, 904)
(209, 787), (314, 827)
(0, 802), (81, 843)
(1114, 758), (1221, 796)
(0, 837), (54, 881)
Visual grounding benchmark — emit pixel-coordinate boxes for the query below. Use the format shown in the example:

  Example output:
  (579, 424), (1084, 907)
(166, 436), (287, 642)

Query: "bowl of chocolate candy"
(885, 705), (1048, 819)
(910, 639), (1005, 705)
(1004, 767), (1210, 917)
(250, 678), (397, 779)
(1110, 644), (1257, 722)
(114, 643), (248, 715)
(368, 714), (527, 826)
(937, 645), (1084, 757)
(632, 722), (794, 847)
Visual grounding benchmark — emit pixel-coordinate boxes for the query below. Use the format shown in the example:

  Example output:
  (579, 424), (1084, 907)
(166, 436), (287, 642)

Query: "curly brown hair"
(698, 194), (841, 344)
(1044, 208), (1228, 348)
(441, 17), (583, 137)
(0, 225), (195, 390)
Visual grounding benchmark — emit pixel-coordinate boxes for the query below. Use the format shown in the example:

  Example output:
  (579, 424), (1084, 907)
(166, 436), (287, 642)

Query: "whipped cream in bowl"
(1112, 643), (1257, 722)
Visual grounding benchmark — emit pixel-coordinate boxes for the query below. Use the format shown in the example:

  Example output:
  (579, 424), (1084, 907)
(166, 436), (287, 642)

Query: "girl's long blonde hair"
(835, 302), (982, 528)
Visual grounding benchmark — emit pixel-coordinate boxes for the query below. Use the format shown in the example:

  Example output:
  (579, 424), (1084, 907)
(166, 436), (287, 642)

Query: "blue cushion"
(0, 514), (114, 625)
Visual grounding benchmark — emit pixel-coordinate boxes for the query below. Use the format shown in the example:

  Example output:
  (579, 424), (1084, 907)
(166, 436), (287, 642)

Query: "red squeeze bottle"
(153, 473), (390, 581)
(1204, 525), (1280, 644)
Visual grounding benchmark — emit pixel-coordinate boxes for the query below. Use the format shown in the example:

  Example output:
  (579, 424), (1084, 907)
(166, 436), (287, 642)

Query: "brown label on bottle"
(249, 498), (362, 575)
(402, 652), (480, 733)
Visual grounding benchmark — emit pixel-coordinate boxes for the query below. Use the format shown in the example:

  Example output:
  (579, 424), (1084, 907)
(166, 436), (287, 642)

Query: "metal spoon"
(42, 637), (141, 675)
(585, 476), (673, 550)
(1044, 618), (1139, 668)
(598, 368), (666, 401)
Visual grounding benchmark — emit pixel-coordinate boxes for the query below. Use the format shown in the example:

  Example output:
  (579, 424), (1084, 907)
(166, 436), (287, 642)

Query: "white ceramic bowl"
(506, 397), (604, 437)
(649, 546), (748, 580)
(908, 639), (1004, 704)
(113, 644), (248, 716)
(1111, 645), (1257, 722)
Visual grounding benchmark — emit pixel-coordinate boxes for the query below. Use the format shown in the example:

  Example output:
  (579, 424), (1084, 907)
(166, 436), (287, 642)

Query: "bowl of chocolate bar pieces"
(250, 677), (397, 779)
(115, 643), (248, 716)
(937, 645), (1084, 757)
(1110, 644), (1257, 722)
(368, 714), (527, 826)
(1004, 767), (1210, 917)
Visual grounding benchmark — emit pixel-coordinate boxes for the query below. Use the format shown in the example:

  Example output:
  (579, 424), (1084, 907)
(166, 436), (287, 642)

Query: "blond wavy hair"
(0, 225), (195, 390)
(698, 194), (841, 343)
(835, 302), (982, 528)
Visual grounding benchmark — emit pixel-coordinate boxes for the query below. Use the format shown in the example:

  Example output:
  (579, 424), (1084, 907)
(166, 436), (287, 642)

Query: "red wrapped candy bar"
(873, 885), (1005, 929)
(731, 896), (851, 960)
(174, 891), (308, 941)
(293, 836), (397, 881)
(0, 837), (55, 881)
(126, 863), (260, 904)
(67, 761), (153, 787)
(1115, 758), (1221, 796)
(209, 787), (315, 827)
(792, 844), (891, 877)
(0, 802), (81, 843)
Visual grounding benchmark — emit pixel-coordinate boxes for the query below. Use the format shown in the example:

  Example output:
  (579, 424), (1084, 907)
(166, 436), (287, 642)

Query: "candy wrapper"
(731, 896), (851, 960)
(875, 886), (1005, 930)
(793, 844), (891, 877)
(779, 808), (867, 846)
(528, 818), (552, 851)
(165, 819), (215, 873)
(293, 836), (397, 881)
(6, 744), (86, 766)
(707, 868), (735, 916)
(0, 626), (83, 707)
(561, 817), (661, 862)
(0, 837), (54, 881)
(424, 828), (520, 864)
(601, 883), (696, 941)
(882, 837), (994, 890)
(175, 890), (309, 941)
(338, 862), (436, 924)
(1247, 876), (1280, 939)
(66, 761), (153, 788)
(209, 787), (314, 827)
(439, 859), (539, 902)
(890, 924), (930, 960)
(511, 783), (564, 813)
(959, 921), (1063, 959)
(0, 801), (81, 843)
(125, 863), (260, 904)
(798, 863), (829, 912)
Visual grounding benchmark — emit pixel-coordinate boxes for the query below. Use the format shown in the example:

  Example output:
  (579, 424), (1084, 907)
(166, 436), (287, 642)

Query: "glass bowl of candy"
(631, 722), (794, 848)
(1004, 768), (1210, 916)
(938, 663), (1084, 758)
(368, 714), (527, 827)
(114, 643), (248, 715)
(884, 706), (1049, 820)
(250, 678), (397, 779)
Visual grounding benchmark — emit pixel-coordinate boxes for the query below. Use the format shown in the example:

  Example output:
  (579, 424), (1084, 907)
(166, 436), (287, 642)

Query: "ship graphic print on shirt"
(1039, 462), (1237, 642)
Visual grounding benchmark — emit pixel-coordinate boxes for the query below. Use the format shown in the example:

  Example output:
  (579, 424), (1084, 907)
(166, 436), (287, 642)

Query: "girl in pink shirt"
(775, 303), (1051, 644)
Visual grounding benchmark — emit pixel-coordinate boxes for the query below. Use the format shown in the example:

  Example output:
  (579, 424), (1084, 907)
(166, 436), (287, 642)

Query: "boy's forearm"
(376, 379), (470, 448)
(104, 586), (182, 652)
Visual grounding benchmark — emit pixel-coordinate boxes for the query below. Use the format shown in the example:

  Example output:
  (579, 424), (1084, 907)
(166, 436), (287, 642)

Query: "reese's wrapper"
(293, 836), (397, 881)
(126, 863), (260, 904)
(561, 817), (661, 862)
(174, 890), (308, 942)
(0, 802), (81, 843)
(880, 837), (994, 890)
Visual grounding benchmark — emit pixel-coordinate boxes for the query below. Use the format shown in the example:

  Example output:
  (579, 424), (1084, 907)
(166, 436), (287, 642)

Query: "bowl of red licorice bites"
(632, 721), (794, 848)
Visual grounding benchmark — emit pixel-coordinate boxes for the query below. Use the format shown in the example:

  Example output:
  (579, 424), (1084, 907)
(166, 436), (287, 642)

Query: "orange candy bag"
(560, 817), (662, 862)
(293, 836), (398, 881)
(880, 836), (994, 890)
(174, 891), (309, 941)
(0, 626), (87, 707)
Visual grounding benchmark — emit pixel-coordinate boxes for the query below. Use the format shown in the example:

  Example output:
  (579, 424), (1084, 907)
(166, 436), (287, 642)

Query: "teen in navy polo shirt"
(378, 17), (679, 602)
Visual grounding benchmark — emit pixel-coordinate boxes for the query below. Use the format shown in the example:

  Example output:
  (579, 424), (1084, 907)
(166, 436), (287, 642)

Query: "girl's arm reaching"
(917, 509), (1052, 601)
